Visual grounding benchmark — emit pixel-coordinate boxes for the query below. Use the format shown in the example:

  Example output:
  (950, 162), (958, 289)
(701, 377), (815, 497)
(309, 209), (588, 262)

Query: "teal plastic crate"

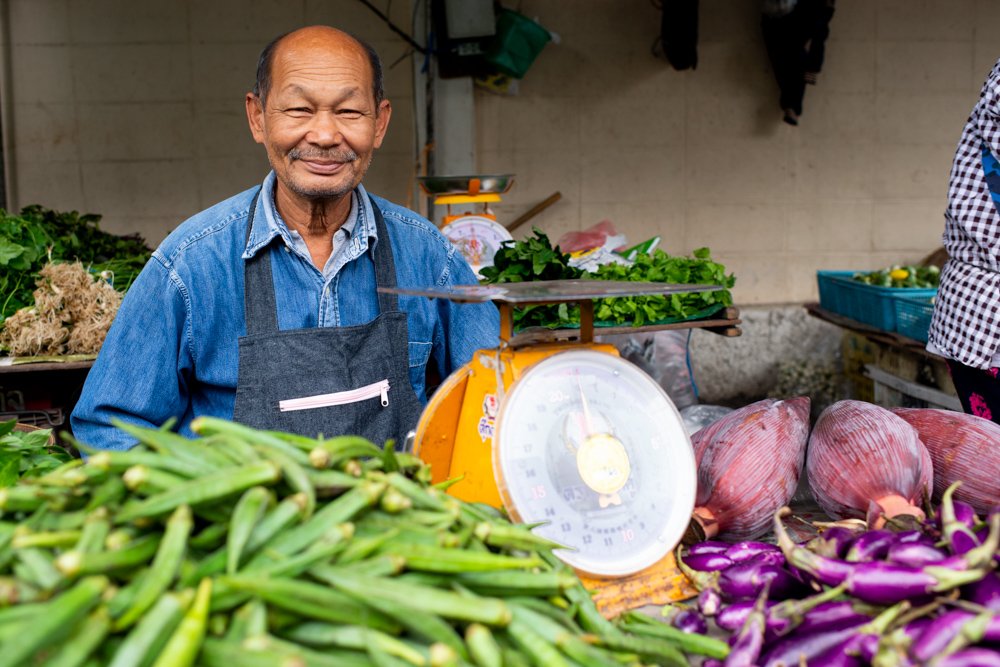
(894, 295), (935, 342)
(816, 271), (937, 332)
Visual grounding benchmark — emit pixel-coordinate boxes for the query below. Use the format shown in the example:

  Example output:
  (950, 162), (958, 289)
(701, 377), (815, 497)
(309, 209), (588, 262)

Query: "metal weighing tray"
(380, 279), (741, 343)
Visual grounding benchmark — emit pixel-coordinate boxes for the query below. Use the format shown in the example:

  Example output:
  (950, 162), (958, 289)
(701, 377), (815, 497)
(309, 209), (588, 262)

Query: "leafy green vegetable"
(0, 420), (74, 484)
(479, 229), (736, 329)
(851, 265), (940, 289)
(0, 206), (151, 324)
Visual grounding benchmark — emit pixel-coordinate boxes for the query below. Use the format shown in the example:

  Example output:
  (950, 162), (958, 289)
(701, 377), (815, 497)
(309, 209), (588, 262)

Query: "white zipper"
(278, 379), (390, 412)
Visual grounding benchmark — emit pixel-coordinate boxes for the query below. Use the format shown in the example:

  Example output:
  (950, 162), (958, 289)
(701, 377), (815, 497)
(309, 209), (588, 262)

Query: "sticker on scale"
(478, 393), (498, 441)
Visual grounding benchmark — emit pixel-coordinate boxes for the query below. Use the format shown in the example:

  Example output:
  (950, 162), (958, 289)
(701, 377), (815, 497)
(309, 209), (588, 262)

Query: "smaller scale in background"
(417, 174), (515, 277)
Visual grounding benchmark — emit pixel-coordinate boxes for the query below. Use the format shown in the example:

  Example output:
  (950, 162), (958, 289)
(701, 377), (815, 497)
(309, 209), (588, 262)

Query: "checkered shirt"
(927, 58), (1000, 369)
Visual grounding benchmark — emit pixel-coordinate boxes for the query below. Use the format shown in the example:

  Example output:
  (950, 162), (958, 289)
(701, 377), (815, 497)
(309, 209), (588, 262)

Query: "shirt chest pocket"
(408, 341), (432, 369)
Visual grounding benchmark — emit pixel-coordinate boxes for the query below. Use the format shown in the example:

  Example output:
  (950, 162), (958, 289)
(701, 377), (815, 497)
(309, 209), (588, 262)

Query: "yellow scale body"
(412, 303), (697, 616)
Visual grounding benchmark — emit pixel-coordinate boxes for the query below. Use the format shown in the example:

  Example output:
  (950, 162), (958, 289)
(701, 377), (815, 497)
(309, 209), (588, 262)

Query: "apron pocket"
(279, 379), (390, 412)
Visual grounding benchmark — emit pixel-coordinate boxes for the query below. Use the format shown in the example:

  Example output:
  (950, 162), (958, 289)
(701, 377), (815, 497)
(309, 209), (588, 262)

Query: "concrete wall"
(478, 0), (1000, 305)
(3, 0), (998, 308)
(1, 0), (418, 244)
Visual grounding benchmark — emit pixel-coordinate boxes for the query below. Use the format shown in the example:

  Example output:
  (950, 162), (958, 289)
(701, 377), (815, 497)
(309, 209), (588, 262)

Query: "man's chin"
(286, 177), (357, 200)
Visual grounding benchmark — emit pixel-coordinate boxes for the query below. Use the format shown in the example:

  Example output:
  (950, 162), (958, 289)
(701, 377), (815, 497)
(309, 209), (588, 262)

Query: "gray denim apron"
(231, 190), (423, 446)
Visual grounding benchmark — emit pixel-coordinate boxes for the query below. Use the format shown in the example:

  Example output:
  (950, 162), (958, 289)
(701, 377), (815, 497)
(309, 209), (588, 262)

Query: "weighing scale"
(382, 280), (742, 614)
(416, 174), (515, 277)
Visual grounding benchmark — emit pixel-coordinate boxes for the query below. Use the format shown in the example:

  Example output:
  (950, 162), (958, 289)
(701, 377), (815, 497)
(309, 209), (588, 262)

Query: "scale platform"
(381, 279), (741, 343)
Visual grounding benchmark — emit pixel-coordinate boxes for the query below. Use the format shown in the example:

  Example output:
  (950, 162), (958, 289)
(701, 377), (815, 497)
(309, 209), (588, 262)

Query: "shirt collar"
(242, 171), (377, 259)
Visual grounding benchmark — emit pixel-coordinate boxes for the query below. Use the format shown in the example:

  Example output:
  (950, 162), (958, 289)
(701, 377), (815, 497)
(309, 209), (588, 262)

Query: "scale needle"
(577, 375), (596, 436)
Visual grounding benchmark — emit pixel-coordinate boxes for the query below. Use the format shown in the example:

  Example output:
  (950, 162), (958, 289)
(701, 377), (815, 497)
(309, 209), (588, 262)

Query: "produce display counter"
(804, 303), (960, 410)
(0, 357), (93, 430)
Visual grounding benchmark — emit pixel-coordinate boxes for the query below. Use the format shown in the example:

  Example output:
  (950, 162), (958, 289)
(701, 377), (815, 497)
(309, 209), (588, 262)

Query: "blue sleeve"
(70, 254), (193, 451)
(433, 253), (500, 376)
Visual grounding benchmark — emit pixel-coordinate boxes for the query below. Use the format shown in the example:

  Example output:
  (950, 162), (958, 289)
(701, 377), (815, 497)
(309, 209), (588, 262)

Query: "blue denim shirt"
(70, 173), (499, 450)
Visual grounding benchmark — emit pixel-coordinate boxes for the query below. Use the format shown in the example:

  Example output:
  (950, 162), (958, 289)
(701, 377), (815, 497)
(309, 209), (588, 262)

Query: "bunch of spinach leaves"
(479, 229), (735, 329)
(0, 206), (151, 324)
(0, 420), (73, 486)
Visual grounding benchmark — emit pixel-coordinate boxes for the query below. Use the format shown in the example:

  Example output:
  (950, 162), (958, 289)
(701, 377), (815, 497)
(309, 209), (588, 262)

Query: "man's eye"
(285, 107), (311, 115)
(338, 109), (363, 117)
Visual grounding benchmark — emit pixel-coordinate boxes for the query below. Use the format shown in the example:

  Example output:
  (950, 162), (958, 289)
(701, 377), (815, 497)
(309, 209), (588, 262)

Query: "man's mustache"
(288, 148), (359, 162)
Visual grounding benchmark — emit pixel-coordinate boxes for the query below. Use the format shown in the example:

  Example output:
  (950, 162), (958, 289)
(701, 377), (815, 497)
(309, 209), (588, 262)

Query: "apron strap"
(243, 190), (400, 335)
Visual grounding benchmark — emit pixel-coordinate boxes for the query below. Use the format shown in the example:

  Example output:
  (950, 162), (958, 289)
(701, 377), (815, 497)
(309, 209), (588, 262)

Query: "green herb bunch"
(479, 229), (736, 329)
(0, 206), (151, 323)
(593, 247), (735, 326)
(0, 420), (72, 486)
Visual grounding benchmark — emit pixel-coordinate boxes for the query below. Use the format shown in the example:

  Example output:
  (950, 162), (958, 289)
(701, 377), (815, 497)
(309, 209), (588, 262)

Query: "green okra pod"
(0, 575), (107, 667)
(57, 534), (161, 577)
(384, 543), (544, 573)
(252, 445), (316, 517)
(12, 528), (82, 549)
(108, 589), (192, 667)
(218, 575), (400, 633)
(45, 606), (112, 667)
(151, 577), (212, 667)
(282, 623), (426, 665)
(114, 504), (193, 630)
(114, 460), (281, 522)
(113, 420), (232, 470)
(75, 508), (112, 554)
(504, 615), (571, 667)
(15, 547), (61, 590)
(226, 486), (270, 574)
(618, 617), (730, 659)
(86, 449), (208, 479)
(465, 623), (503, 667)
(247, 481), (383, 566)
(323, 571), (512, 626)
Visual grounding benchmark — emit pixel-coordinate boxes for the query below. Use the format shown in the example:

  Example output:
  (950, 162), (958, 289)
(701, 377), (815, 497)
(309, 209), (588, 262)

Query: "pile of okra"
(0, 417), (729, 666)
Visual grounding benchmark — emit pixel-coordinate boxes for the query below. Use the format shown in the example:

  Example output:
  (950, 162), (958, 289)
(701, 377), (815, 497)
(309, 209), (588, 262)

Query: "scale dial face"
(493, 350), (697, 577)
(440, 216), (513, 277)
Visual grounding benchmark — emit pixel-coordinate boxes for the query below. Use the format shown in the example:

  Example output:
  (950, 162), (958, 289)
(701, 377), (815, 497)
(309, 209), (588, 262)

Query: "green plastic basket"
(484, 9), (551, 79)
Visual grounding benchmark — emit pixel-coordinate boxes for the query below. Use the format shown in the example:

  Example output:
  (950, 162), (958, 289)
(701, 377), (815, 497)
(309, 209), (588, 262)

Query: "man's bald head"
(252, 26), (384, 109)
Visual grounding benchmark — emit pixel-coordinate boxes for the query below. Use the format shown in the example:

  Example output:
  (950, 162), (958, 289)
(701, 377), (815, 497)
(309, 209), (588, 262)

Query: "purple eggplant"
(762, 601), (907, 667)
(895, 529), (936, 546)
(774, 508), (987, 604)
(689, 540), (732, 556)
(725, 541), (781, 564)
(718, 561), (803, 600)
(886, 540), (949, 568)
(843, 561), (985, 605)
(805, 526), (857, 559)
(845, 529), (896, 561)
(698, 586), (721, 617)
(789, 600), (873, 637)
(672, 608), (708, 635)
(703, 661), (724, 667)
(964, 571), (1000, 611)
(910, 609), (975, 662)
(685, 552), (734, 572)
(935, 499), (980, 531)
(724, 591), (767, 667)
(934, 648), (1000, 667)
(716, 601), (758, 633)
(942, 482), (985, 556)
(759, 625), (863, 667)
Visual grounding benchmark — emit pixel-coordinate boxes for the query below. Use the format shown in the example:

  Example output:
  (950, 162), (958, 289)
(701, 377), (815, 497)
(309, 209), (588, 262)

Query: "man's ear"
(373, 99), (392, 149)
(246, 93), (265, 145)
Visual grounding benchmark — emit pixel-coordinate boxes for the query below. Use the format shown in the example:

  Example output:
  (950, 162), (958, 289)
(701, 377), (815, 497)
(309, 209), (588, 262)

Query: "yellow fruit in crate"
(890, 268), (909, 281)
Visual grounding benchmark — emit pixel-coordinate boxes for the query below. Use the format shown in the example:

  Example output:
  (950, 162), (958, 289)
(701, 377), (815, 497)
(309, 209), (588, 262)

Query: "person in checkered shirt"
(927, 57), (1000, 424)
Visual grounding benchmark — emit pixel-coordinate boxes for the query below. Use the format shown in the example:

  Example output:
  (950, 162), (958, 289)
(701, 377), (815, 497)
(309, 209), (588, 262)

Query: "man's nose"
(306, 111), (343, 146)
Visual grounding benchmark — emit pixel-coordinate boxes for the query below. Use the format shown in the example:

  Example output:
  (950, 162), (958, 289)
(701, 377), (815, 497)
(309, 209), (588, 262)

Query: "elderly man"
(71, 26), (499, 449)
